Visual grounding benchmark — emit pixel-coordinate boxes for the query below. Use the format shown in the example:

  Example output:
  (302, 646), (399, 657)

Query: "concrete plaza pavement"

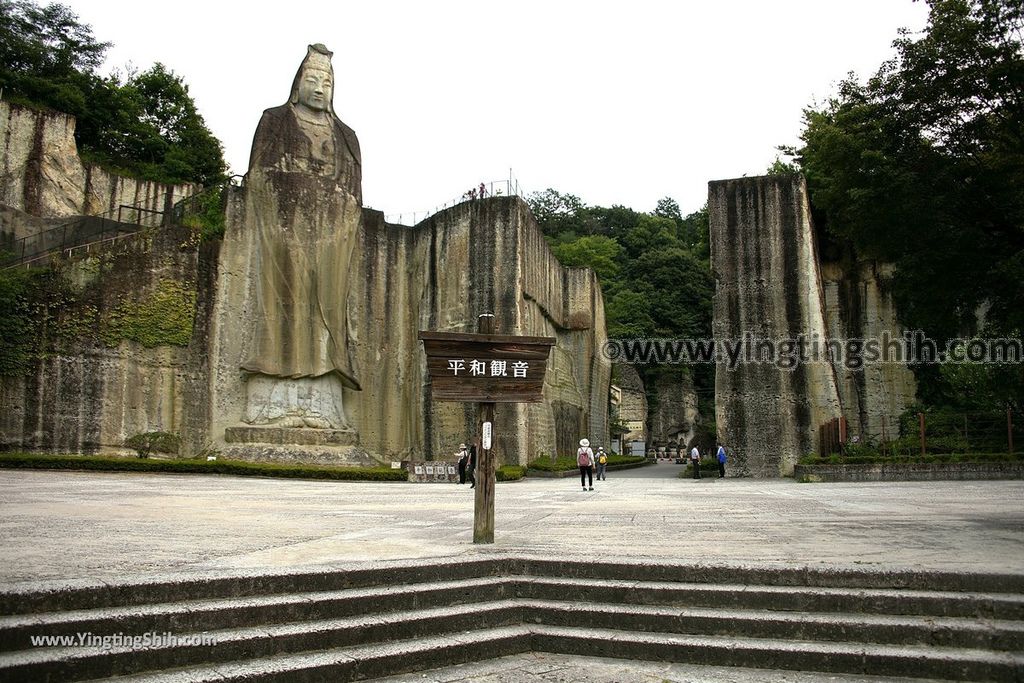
(1, 463), (1022, 588)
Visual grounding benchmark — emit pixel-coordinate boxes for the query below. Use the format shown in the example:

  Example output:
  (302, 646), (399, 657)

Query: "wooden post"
(474, 313), (496, 544)
(919, 412), (926, 459)
(839, 416), (847, 456)
(1009, 408), (1014, 455)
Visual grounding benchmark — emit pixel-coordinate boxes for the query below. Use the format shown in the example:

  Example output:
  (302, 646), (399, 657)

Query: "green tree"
(790, 0), (1024, 407)
(0, 0), (107, 115)
(0, 1), (226, 186)
(550, 235), (623, 281)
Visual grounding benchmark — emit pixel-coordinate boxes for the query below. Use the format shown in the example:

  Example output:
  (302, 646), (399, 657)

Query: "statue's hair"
(288, 43), (335, 114)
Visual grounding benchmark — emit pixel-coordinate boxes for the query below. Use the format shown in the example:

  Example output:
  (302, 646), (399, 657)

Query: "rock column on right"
(709, 174), (843, 476)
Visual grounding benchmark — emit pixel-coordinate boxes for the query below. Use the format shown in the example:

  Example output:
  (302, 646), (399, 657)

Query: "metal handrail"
(383, 172), (528, 226)
(1, 202), (165, 269)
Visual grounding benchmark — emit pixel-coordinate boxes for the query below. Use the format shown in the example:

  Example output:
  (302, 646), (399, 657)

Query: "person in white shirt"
(577, 439), (595, 491)
(690, 445), (702, 480)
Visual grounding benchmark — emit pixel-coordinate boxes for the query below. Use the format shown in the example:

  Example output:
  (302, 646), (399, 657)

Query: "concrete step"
(530, 625), (1024, 683)
(95, 626), (532, 683)
(5, 575), (1020, 655)
(0, 575), (509, 652)
(4, 597), (1021, 681)
(1, 558), (1021, 682)
(6, 557), (1022, 616)
(51, 623), (1024, 683)
(0, 601), (524, 681)
(518, 576), (1024, 619)
(0, 557), (507, 615)
(521, 600), (1024, 651)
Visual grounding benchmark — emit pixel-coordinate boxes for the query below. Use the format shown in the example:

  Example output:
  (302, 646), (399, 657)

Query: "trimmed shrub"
(124, 431), (181, 458)
(496, 465), (525, 481)
(0, 454), (407, 481)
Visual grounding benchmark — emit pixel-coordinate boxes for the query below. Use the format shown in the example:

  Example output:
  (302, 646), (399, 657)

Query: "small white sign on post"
(482, 421), (493, 450)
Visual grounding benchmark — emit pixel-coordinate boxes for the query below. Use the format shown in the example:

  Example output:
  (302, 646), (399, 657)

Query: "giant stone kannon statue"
(241, 43), (361, 430)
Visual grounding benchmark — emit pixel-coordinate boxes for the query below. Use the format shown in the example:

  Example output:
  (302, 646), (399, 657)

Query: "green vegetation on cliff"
(0, 0), (226, 186)
(787, 0), (1024, 412)
(528, 189), (715, 421)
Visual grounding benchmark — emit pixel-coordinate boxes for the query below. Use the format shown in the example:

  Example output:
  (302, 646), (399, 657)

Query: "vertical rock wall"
(820, 259), (917, 442)
(648, 370), (702, 450)
(0, 101), (195, 225)
(0, 226), (215, 455)
(710, 174), (843, 476)
(210, 194), (610, 465)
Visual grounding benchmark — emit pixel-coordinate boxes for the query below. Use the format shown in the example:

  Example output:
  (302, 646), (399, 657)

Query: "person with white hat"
(577, 438), (595, 491)
(455, 443), (469, 484)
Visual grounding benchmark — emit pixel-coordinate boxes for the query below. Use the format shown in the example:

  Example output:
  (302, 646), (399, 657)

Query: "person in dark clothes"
(468, 444), (477, 488)
(456, 443), (469, 484)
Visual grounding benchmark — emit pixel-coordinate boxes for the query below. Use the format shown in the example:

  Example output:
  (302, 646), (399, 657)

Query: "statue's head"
(289, 43), (334, 114)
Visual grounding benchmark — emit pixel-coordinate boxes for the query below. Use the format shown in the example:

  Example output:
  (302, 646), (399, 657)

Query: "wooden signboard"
(418, 331), (555, 403)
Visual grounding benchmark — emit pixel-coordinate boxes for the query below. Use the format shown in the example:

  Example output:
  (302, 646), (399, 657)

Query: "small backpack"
(577, 448), (591, 466)
(598, 453), (607, 464)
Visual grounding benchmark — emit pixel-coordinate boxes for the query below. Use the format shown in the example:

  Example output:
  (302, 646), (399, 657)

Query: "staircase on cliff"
(0, 556), (1021, 681)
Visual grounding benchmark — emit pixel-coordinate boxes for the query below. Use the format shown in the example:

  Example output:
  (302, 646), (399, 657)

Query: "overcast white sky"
(60, 0), (929, 221)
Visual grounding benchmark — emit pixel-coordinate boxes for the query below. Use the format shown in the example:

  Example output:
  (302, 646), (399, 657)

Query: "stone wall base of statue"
(243, 375), (350, 430)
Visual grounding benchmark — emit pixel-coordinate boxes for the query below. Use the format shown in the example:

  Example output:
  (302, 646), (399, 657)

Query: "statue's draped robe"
(241, 105), (363, 392)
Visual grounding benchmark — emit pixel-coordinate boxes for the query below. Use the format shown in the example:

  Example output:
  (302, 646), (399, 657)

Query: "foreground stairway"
(0, 556), (1021, 681)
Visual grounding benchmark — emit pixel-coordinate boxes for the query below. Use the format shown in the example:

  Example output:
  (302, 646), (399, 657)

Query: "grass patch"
(526, 454), (647, 472)
(0, 453), (406, 481)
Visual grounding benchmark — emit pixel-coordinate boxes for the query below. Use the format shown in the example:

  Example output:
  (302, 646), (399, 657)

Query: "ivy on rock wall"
(100, 279), (196, 348)
(0, 266), (196, 377)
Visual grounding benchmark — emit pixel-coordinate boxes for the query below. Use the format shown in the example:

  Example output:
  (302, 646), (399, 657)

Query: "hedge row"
(526, 454), (647, 472)
(0, 454), (407, 481)
(799, 452), (1023, 466)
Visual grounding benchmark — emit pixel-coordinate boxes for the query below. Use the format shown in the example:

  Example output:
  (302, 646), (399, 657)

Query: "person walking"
(596, 446), (608, 481)
(690, 445), (702, 480)
(467, 444), (477, 489)
(456, 443), (469, 484)
(577, 439), (594, 491)
(716, 443), (727, 478)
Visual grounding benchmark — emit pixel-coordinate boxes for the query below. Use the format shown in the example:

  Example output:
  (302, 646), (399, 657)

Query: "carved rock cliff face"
(0, 103), (609, 464)
(820, 259), (917, 442)
(0, 101), (194, 224)
(0, 226), (215, 455)
(710, 175), (843, 476)
(648, 370), (702, 450)
(210, 194), (610, 465)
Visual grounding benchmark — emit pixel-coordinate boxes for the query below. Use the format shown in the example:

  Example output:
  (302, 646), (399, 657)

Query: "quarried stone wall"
(210, 194), (610, 466)
(0, 101), (194, 226)
(710, 174), (843, 476)
(0, 226), (216, 455)
(820, 259), (917, 443)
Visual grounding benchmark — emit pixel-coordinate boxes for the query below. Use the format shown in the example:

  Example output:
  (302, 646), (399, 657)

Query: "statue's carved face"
(297, 66), (333, 112)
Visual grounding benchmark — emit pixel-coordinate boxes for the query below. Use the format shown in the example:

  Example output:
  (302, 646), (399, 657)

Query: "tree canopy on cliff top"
(788, 0), (1024, 412)
(527, 188), (715, 415)
(0, 0), (226, 186)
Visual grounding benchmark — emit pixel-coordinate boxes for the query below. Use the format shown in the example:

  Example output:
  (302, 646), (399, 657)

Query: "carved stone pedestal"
(222, 426), (376, 467)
